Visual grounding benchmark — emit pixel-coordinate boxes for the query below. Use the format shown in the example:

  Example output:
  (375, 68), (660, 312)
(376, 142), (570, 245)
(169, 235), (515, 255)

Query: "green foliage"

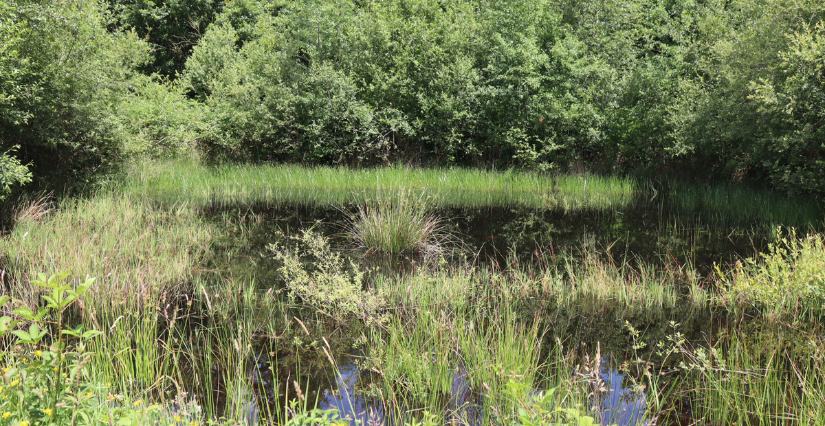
(184, 0), (608, 166)
(502, 382), (603, 426)
(0, 273), (102, 426)
(0, 147), (31, 200)
(719, 229), (825, 321)
(346, 191), (450, 255)
(749, 20), (825, 197)
(106, 0), (224, 77)
(122, 159), (638, 209)
(269, 229), (386, 324)
(0, 0), (151, 185)
(112, 78), (206, 157)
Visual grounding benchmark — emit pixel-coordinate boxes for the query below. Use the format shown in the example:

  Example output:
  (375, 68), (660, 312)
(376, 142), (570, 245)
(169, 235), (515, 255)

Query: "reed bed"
(122, 158), (638, 210)
(678, 331), (825, 425)
(0, 193), (214, 313)
(664, 180), (825, 229)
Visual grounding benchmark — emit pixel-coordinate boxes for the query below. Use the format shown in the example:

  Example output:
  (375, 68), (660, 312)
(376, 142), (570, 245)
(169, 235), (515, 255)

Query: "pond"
(188, 199), (767, 425)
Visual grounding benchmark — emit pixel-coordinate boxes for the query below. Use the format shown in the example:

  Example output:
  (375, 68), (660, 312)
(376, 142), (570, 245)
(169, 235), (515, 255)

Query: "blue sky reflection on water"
(312, 362), (647, 426)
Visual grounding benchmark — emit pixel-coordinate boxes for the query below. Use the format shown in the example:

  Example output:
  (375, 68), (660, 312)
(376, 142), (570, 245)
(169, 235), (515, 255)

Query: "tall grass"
(345, 191), (451, 255)
(664, 180), (824, 228)
(678, 331), (825, 425)
(0, 194), (213, 313)
(122, 158), (638, 210)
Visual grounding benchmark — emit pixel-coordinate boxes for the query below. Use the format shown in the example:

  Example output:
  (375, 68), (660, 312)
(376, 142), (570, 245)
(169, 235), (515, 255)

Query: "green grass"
(5, 157), (825, 426)
(122, 158), (824, 229)
(121, 158), (638, 210)
(0, 193), (214, 314)
(678, 331), (825, 425)
(345, 191), (451, 255)
(664, 180), (825, 228)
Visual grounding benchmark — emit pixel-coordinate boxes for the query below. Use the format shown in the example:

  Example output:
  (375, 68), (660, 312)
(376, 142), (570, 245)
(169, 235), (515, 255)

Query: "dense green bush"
(106, 0), (224, 77)
(184, 0), (610, 167)
(3, 0), (824, 197)
(0, 0), (148, 184)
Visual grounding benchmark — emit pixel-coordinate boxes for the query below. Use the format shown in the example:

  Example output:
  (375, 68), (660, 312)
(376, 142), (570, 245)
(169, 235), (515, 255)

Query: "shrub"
(269, 229), (386, 325)
(718, 229), (825, 321)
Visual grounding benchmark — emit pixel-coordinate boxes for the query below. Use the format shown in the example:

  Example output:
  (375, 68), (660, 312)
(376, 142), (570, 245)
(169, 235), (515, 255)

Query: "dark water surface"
(194, 202), (765, 425)
(204, 203), (768, 281)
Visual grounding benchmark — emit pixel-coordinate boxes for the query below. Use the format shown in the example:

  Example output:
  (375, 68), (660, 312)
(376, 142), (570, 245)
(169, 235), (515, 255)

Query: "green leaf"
(12, 306), (48, 321)
(10, 329), (32, 342)
(82, 330), (102, 339)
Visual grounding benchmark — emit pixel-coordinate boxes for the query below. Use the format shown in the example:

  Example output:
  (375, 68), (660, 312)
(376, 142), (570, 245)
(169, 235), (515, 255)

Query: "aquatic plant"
(122, 158), (637, 210)
(0, 194), (213, 314)
(270, 228), (387, 324)
(718, 229), (825, 321)
(345, 190), (451, 255)
(673, 329), (825, 425)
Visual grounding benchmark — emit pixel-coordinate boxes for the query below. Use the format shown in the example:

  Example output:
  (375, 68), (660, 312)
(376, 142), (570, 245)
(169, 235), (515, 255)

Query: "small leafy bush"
(719, 229), (825, 320)
(501, 381), (604, 426)
(269, 229), (386, 325)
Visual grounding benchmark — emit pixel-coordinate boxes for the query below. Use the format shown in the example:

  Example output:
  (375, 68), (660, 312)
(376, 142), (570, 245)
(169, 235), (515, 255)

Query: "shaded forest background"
(1, 0), (824, 199)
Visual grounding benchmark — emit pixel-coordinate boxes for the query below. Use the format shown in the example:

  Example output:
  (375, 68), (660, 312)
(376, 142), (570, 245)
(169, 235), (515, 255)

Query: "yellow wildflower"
(19, 421), (29, 426)
(9, 380), (19, 387)
(1, 412), (9, 418)
(174, 415), (182, 422)
(133, 399), (142, 407)
(44, 408), (53, 416)
(34, 351), (42, 357)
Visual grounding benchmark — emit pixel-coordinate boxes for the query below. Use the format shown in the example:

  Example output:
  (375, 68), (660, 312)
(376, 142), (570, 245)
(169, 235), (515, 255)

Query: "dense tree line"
(1, 0), (823, 198)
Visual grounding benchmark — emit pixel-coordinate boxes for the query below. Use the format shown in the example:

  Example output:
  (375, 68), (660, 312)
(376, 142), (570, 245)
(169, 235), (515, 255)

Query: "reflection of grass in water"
(664, 180), (824, 228)
(123, 158), (637, 210)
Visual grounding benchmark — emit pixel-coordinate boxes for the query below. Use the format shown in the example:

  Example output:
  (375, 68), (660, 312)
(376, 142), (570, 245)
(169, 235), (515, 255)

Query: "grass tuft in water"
(346, 191), (451, 255)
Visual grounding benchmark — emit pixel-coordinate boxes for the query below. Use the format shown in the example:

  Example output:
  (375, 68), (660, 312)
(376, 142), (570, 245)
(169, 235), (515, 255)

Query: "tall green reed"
(0, 194), (213, 314)
(345, 191), (452, 255)
(122, 158), (638, 210)
(677, 330), (825, 425)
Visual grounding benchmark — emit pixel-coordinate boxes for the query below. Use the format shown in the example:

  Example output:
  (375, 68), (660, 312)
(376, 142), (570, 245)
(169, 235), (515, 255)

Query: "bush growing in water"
(270, 229), (386, 325)
(719, 229), (825, 320)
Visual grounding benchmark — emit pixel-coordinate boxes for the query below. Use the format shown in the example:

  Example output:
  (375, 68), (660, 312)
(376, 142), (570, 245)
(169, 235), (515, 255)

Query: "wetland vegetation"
(2, 0), (825, 425)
